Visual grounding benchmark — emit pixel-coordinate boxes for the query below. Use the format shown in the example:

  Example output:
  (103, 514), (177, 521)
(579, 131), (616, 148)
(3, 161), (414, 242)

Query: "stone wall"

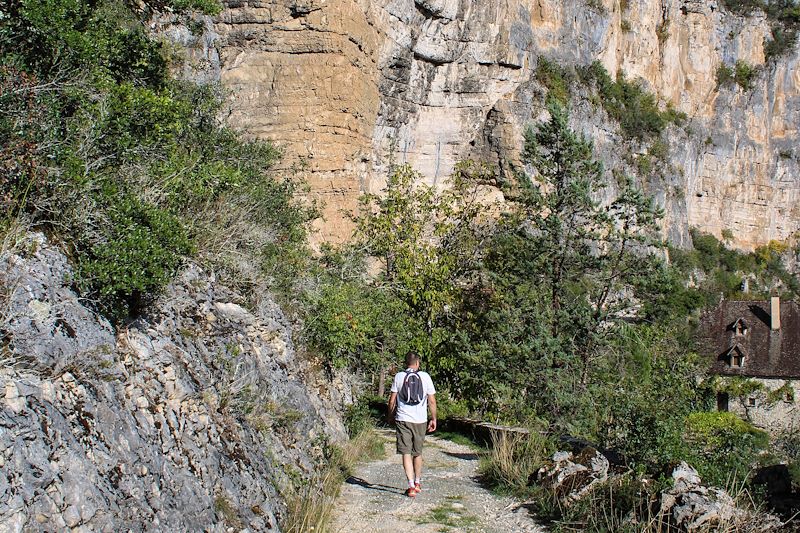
(725, 378), (800, 433)
(188, 0), (800, 248)
(0, 234), (349, 532)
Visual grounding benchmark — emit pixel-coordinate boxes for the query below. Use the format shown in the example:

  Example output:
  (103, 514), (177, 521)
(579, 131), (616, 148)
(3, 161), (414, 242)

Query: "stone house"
(700, 297), (800, 433)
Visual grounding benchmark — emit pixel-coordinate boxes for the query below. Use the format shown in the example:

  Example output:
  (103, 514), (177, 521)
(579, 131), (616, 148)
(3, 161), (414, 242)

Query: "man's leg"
(402, 454), (415, 486)
(412, 422), (425, 489)
(396, 422), (417, 494)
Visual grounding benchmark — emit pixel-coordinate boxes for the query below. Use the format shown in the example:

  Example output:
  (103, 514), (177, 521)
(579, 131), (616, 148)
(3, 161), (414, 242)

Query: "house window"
(732, 354), (744, 367)
(747, 397), (756, 407)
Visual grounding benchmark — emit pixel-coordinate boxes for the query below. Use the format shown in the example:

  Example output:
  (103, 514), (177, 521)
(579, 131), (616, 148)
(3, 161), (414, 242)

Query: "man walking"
(388, 352), (436, 497)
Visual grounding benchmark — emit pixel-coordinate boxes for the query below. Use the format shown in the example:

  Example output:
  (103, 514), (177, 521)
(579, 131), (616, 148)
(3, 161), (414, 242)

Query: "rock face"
(0, 234), (348, 532)
(193, 0), (800, 248)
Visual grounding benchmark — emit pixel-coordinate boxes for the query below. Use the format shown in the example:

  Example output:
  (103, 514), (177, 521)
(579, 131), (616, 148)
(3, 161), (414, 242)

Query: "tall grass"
(478, 429), (556, 495)
(282, 428), (385, 533)
(0, 218), (33, 375)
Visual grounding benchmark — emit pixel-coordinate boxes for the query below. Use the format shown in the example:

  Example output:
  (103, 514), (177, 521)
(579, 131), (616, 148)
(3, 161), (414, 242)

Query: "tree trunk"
(378, 366), (387, 398)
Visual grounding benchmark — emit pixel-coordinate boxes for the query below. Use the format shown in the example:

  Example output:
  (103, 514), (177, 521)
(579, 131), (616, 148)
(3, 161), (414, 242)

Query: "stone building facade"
(700, 298), (800, 434)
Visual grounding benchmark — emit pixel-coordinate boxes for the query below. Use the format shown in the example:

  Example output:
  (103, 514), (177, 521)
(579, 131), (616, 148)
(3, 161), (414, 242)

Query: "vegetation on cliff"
(0, 0), (313, 319)
(722, 0), (800, 59)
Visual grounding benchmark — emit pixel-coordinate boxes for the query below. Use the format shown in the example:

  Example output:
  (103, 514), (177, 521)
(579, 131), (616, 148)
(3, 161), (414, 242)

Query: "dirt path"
(331, 429), (544, 533)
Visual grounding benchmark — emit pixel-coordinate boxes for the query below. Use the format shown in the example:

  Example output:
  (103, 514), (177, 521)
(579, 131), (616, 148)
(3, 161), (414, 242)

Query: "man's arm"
(388, 392), (397, 424)
(427, 394), (437, 432)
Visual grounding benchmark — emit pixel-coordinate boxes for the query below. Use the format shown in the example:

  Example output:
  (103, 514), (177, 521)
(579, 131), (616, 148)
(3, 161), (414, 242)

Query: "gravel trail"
(331, 429), (544, 533)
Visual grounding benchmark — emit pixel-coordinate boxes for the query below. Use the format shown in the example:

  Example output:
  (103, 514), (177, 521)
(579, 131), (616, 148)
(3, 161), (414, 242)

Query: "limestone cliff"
(0, 234), (349, 531)
(188, 0), (800, 249)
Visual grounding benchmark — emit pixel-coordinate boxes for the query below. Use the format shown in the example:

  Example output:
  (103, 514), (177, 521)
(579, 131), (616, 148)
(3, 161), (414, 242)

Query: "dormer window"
(726, 345), (746, 368)
(732, 318), (748, 336)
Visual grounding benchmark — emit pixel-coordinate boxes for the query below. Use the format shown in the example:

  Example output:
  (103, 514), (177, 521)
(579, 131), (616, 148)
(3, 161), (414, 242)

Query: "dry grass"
(479, 429), (555, 494)
(539, 466), (780, 533)
(282, 428), (385, 533)
(0, 218), (32, 375)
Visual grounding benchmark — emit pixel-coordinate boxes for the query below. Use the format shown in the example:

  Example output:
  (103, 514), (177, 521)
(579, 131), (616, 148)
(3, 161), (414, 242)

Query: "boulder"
(659, 462), (783, 532)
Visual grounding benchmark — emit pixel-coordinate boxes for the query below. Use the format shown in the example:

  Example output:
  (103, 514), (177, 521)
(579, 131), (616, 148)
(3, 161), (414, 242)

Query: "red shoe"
(415, 482), (422, 492)
(405, 487), (418, 497)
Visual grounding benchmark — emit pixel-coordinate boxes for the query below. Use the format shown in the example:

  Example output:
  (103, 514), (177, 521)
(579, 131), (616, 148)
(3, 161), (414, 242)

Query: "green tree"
(452, 102), (668, 425)
(504, 102), (663, 384)
(304, 281), (424, 379)
(352, 163), (488, 356)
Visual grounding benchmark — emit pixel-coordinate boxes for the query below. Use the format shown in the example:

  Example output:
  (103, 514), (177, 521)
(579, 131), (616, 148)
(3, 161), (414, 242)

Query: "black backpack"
(399, 370), (425, 406)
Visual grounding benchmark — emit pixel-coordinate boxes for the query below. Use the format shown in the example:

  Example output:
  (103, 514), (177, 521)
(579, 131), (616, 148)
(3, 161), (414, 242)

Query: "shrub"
(166, 0), (223, 15)
(0, 0), (311, 318)
(721, 0), (766, 15)
(683, 411), (769, 486)
(765, 25), (799, 60)
(75, 189), (194, 317)
(343, 395), (383, 438)
(734, 60), (757, 90)
(717, 63), (735, 87)
(0, 67), (47, 219)
(535, 57), (572, 106)
(579, 61), (686, 141)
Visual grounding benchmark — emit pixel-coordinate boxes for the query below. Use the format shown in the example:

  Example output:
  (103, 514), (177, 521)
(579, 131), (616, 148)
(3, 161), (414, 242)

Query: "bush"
(734, 60), (757, 90)
(166, 0), (222, 15)
(0, 0), (312, 318)
(343, 395), (383, 438)
(722, 0), (766, 15)
(75, 189), (194, 317)
(535, 57), (572, 106)
(717, 63), (735, 87)
(579, 61), (686, 141)
(683, 411), (769, 486)
(765, 25), (799, 60)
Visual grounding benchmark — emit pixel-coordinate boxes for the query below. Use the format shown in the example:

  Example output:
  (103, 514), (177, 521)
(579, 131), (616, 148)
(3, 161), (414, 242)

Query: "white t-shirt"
(391, 369), (435, 424)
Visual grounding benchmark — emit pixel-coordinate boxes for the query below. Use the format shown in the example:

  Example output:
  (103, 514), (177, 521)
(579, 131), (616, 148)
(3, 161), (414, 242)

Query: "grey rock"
(659, 462), (783, 531)
(0, 234), (351, 532)
(538, 448), (609, 502)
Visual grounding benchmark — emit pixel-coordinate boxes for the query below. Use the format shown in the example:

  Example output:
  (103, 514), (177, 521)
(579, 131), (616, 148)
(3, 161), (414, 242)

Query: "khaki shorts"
(395, 421), (427, 456)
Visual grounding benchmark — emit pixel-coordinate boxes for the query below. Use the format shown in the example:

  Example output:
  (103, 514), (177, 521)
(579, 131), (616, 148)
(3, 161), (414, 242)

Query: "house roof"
(699, 300), (800, 379)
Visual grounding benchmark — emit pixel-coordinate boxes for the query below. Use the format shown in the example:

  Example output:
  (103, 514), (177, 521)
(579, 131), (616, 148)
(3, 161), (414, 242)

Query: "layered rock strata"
(0, 234), (348, 532)
(195, 0), (800, 248)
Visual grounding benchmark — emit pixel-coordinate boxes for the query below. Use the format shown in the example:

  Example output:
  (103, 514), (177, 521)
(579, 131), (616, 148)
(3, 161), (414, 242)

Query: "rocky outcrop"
(0, 234), (349, 532)
(659, 462), (783, 531)
(538, 448), (610, 502)
(178, 0), (800, 248)
(538, 450), (782, 531)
